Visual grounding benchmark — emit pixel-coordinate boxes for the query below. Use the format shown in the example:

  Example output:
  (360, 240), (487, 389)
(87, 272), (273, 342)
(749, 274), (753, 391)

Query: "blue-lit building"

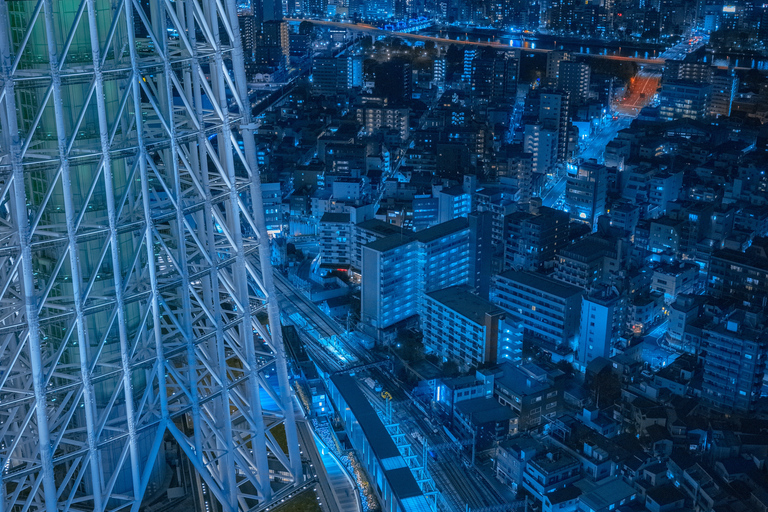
(328, 374), (432, 512)
(492, 271), (583, 355)
(659, 80), (711, 121)
(565, 160), (607, 227)
(577, 287), (626, 371)
(361, 219), (471, 333)
(421, 286), (506, 369)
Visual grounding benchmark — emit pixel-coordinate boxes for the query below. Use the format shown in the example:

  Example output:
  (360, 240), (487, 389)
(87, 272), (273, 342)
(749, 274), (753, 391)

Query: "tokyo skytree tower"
(0, 0), (301, 510)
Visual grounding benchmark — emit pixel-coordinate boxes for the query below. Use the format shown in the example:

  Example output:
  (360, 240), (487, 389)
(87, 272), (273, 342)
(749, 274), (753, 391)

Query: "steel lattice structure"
(0, 0), (301, 510)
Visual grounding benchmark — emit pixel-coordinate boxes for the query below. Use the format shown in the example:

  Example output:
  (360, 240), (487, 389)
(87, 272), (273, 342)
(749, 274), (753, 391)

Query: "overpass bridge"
(287, 18), (666, 65)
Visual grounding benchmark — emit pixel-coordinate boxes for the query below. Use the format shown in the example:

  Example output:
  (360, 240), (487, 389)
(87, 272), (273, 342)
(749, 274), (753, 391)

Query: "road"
(287, 19), (665, 65)
(615, 70), (661, 115)
(541, 115), (632, 208)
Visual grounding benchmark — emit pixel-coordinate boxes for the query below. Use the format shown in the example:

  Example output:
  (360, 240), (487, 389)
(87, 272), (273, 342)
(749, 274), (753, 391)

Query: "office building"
(491, 271), (584, 352)
(659, 81), (711, 121)
(566, 160), (607, 226)
(0, 0), (299, 508)
(577, 287), (627, 370)
(421, 286), (506, 368)
(558, 61), (591, 106)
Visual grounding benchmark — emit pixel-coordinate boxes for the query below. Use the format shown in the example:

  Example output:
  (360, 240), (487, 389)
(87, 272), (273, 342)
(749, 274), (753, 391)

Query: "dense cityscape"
(1, 0), (768, 511)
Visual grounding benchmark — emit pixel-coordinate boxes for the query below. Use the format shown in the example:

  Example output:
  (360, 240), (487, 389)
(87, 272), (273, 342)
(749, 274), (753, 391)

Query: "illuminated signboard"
(722, 5), (736, 12)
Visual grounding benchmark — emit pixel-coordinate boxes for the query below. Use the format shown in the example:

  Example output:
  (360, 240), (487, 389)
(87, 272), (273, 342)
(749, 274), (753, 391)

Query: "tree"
(442, 360), (460, 377)
(299, 21), (314, 35)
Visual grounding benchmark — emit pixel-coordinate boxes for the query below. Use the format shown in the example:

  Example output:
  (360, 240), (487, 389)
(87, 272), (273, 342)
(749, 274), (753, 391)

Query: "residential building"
(651, 262), (699, 303)
(708, 238), (768, 306)
(708, 70), (739, 118)
(496, 435), (544, 492)
(700, 309), (768, 414)
(524, 123), (560, 176)
(539, 89), (572, 162)
(438, 185), (472, 223)
(312, 54), (363, 95)
(361, 218), (471, 332)
(421, 286), (506, 369)
(577, 287), (627, 371)
(471, 52), (520, 103)
(666, 294), (708, 353)
(546, 51), (572, 80)
(354, 99), (410, 140)
(522, 449), (581, 504)
(319, 213), (352, 266)
(497, 319), (525, 364)
(493, 362), (562, 430)
(554, 234), (622, 290)
(576, 477), (637, 512)
(504, 208), (570, 272)
(454, 398), (517, 450)
(558, 61), (591, 106)
(492, 271), (583, 353)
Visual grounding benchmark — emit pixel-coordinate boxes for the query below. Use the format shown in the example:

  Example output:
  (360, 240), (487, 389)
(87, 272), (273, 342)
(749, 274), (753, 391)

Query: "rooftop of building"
(426, 286), (502, 325)
(320, 212), (351, 224)
(496, 270), (584, 299)
(455, 397), (517, 425)
(529, 449), (580, 474)
(575, 477), (636, 510)
(356, 218), (406, 237)
(646, 484), (685, 505)
(546, 486), (582, 504)
(492, 361), (552, 396)
(498, 434), (544, 457)
(439, 185), (469, 197)
(652, 261), (699, 276)
(413, 217), (469, 243)
(363, 217), (469, 253)
(364, 232), (417, 253)
(440, 375), (482, 390)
